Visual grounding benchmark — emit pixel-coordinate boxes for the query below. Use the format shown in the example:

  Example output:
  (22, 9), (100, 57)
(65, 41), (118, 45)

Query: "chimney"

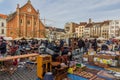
(89, 18), (92, 23)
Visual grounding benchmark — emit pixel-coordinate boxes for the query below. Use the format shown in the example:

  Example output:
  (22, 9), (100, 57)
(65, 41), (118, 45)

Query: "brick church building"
(7, 0), (45, 39)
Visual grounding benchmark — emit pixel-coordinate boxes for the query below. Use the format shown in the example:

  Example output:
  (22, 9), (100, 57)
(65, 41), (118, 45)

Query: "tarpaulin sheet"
(67, 74), (88, 80)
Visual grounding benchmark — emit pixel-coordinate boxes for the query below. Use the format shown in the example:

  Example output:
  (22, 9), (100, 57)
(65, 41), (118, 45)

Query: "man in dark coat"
(101, 44), (108, 51)
(0, 39), (7, 55)
(92, 39), (97, 52)
(78, 38), (85, 52)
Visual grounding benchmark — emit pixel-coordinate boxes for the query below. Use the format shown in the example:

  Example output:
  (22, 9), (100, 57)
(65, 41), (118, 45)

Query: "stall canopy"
(97, 37), (106, 40)
(14, 37), (32, 40)
(34, 38), (47, 40)
(114, 36), (120, 40)
(14, 37), (25, 40)
(3, 37), (13, 40)
(89, 38), (95, 40)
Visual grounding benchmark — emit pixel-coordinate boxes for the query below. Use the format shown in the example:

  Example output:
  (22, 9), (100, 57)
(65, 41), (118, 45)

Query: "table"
(0, 53), (39, 74)
(51, 62), (60, 67)
(0, 53), (39, 61)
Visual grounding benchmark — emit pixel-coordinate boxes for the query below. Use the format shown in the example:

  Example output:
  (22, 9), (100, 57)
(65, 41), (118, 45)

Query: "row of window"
(20, 19), (36, 26)
(110, 21), (119, 25)
(110, 26), (120, 28)
(1, 19), (37, 27)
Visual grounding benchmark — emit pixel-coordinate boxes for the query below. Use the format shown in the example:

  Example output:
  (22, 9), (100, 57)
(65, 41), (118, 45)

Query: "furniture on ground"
(51, 62), (68, 80)
(55, 66), (68, 80)
(37, 55), (52, 79)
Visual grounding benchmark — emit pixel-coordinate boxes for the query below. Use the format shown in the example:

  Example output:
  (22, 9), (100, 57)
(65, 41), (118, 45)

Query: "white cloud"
(89, 0), (120, 9)
(31, 0), (120, 28)
(1, 0), (120, 28)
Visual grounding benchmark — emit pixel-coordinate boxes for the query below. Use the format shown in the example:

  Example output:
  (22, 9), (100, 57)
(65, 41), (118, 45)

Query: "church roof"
(7, 12), (16, 21)
(7, 0), (38, 21)
(0, 14), (8, 19)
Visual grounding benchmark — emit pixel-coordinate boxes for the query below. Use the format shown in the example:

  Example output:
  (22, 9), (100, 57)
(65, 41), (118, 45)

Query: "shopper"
(78, 38), (85, 53)
(0, 39), (7, 56)
(92, 38), (97, 52)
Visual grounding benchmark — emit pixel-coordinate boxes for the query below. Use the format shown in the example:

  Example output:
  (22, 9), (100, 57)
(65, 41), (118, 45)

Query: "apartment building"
(0, 14), (7, 37)
(75, 22), (87, 38)
(64, 22), (79, 38)
(109, 20), (120, 38)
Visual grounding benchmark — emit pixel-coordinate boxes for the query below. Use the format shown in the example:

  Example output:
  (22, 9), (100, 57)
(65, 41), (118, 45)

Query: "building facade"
(90, 22), (102, 38)
(84, 23), (92, 38)
(109, 20), (120, 38)
(0, 14), (7, 37)
(45, 26), (65, 41)
(101, 21), (109, 39)
(7, 0), (45, 39)
(65, 19), (120, 39)
(64, 22), (79, 38)
(75, 22), (87, 38)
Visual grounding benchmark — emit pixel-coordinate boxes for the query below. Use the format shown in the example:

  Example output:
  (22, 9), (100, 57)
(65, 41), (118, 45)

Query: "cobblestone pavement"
(0, 66), (37, 80)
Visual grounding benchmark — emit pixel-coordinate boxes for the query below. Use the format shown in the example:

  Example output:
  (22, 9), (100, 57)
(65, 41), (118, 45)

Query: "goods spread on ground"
(71, 64), (116, 80)
(83, 51), (120, 68)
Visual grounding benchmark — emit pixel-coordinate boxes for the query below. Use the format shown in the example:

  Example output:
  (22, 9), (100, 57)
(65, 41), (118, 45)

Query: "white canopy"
(35, 38), (47, 40)
(14, 37), (23, 40)
(97, 37), (106, 40)
(114, 36), (120, 39)
(89, 38), (95, 40)
(3, 37), (13, 40)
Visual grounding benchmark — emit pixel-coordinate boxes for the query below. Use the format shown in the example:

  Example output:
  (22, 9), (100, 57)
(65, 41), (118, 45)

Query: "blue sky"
(0, 0), (120, 28)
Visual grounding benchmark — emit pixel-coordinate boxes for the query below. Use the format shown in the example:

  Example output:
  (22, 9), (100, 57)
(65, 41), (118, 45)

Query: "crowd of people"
(0, 36), (120, 60)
